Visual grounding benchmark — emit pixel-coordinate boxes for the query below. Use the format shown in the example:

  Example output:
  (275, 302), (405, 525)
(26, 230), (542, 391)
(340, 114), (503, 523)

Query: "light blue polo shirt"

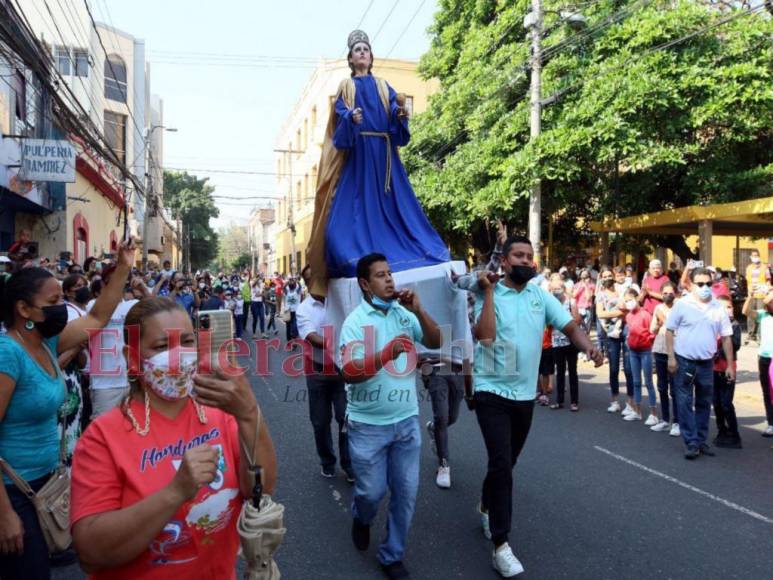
(339, 300), (423, 425)
(473, 282), (572, 401)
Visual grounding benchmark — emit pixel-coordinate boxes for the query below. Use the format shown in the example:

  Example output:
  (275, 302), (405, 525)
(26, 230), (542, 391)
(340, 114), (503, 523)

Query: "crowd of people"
(0, 225), (772, 579)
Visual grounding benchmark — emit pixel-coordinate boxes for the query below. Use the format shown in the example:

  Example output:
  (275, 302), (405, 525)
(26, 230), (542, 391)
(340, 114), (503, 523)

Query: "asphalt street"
(54, 322), (773, 580)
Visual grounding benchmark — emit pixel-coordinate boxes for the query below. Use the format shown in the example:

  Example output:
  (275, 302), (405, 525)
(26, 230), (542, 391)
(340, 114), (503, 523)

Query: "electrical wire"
(385, 0), (427, 59)
(372, 0), (401, 44)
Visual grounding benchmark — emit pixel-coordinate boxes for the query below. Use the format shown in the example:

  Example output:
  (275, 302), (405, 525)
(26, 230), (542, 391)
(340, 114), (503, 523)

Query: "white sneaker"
(607, 401), (621, 413)
(623, 412), (642, 421)
(436, 462), (451, 489)
(651, 420), (670, 432)
(669, 423), (681, 437)
(492, 543), (525, 577)
(763, 425), (773, 437)
(644, 414), (659, 427)
(478, 503), (491, 540)
(622, 403), (635, 417)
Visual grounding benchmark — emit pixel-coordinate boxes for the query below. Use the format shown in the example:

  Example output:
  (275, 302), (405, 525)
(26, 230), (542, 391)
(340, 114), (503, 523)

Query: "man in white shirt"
(297, 265), (353, 482)
(87, 266), (138, 418)
(666, 268), (735, 460)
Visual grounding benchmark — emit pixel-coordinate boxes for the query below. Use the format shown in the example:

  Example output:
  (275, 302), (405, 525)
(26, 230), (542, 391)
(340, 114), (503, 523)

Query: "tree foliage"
(216, 224), (250, 270)
(403, 0), (773, 261)
(163, 171), (219, 270)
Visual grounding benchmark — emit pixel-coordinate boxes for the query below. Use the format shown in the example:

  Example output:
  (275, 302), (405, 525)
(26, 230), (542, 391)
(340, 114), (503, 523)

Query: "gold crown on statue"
(347, 29), (371, 50)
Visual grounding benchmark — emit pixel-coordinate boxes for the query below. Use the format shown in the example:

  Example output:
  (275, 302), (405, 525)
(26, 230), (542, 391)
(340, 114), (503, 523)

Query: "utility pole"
(142, 125), (177, 271)
(528, 0), (543, 266)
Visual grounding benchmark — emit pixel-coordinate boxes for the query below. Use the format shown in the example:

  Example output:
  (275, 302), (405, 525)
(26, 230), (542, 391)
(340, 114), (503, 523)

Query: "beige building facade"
(273, 59), (438, 275)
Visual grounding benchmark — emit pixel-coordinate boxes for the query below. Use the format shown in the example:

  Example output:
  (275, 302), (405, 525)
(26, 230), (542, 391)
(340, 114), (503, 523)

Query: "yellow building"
(273, 59), (438, 275)
(591, 196), (772, 272)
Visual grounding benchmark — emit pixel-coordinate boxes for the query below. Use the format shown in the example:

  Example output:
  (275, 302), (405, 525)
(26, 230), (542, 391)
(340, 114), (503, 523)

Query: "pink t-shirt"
(573, 282), (594, 310)
(71, 400), (243, 580)
(642, 274), (669, 314)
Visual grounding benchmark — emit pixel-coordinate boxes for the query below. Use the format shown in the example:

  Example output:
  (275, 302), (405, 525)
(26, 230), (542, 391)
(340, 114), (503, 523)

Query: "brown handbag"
(0, 343), (72, 553)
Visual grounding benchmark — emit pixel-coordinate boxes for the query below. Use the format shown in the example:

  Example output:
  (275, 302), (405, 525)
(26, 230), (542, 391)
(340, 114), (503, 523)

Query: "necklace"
(126, 391), (209, 436)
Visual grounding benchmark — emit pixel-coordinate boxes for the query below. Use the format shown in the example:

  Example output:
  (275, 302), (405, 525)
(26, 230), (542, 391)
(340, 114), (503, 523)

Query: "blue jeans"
(654, 352), (678, 423)
(250, 301), (265, 334)
(674, 355), (714, 448)
(628, 349), (657, 407)
(235, 314), (245, 339)
(347, 415), (421, 565)
(606, 337), (633, 397)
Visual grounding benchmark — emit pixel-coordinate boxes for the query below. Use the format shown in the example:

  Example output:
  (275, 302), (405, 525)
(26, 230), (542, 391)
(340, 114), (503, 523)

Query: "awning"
(590, 196), (773, 236)
(0, 185), (52, 215)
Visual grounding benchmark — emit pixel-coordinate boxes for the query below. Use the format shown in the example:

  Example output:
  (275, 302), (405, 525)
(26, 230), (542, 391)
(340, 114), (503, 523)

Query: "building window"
(11, 71), (25, 120)
(74, 50), (89, 77)
(104, 110), (127, 178)
(304, 173), (309, 203)
(405, 96), (414, 114)
(104, 55), (127, 102)
(55, 46), (70, 76)
(295, 129), (301, 155)
(311, 106), (317, 141)
(73, 212), (90, 265)
(277, 158), (282, 181)
(311, 165), (318, 191)
(296, 180), (302, 209)
(303, 118), (308, 150)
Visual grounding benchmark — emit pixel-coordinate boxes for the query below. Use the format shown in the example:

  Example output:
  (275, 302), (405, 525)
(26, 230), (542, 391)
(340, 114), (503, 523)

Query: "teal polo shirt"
(473, 281), (572, 401)
(339, 299), (423, 425)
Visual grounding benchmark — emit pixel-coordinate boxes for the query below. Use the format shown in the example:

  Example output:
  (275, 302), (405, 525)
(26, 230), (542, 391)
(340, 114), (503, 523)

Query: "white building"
(247, 206), (275, 275)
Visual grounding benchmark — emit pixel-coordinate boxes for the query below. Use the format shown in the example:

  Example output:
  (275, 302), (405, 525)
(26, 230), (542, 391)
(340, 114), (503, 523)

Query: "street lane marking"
(593, 445), (773, 525)
(258, 375), (279, 401)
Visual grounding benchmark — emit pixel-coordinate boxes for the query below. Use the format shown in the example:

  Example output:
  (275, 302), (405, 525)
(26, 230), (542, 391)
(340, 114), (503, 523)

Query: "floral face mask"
(142, 348), (198, 401)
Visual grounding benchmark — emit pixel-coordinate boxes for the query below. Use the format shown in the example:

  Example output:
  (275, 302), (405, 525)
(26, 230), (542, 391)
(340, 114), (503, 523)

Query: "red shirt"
(71, 400), (243, 580)
(642, 274), (669, 314)
(273, 277), (284, 297)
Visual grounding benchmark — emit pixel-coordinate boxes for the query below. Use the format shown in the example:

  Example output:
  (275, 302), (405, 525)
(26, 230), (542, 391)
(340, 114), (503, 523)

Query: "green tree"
(404, 0), (773, 262)
(163, 171), (220, 270)
(216, 223), (250, 270)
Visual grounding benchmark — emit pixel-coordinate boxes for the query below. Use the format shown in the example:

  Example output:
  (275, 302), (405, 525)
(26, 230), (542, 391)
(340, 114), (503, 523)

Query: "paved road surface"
(54, 324), (773, 579)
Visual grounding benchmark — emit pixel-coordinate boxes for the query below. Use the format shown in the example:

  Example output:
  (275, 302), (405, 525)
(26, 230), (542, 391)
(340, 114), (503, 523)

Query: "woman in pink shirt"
(573, 268), (595, 335)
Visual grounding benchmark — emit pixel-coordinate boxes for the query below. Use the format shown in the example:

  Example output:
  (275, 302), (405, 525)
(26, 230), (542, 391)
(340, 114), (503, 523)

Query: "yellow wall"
(615, 236), (769, 270)
(66, 172), (123, 259)
(273, 59), (438, 274)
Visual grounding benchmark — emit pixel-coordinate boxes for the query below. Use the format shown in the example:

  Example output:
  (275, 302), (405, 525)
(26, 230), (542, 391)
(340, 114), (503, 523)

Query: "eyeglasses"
(694, 281), (710, 288)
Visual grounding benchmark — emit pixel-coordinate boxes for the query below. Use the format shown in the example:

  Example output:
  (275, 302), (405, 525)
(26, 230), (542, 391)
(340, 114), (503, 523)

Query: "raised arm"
(57, 240), (137, 354)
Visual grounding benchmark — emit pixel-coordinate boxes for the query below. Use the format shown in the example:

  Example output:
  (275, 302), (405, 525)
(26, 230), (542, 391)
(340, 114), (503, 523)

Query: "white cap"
(0, 256), (11, 263)
(649, 259), (662, 268)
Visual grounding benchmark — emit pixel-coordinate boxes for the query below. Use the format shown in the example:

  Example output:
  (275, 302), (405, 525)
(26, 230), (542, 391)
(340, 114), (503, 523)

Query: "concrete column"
(600, 231), (610, 267)
(698, 220), (713, 265)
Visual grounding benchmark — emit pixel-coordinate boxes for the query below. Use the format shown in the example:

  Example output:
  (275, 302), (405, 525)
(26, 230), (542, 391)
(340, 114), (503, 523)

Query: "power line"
(372, 0), (401, 44)
(385, 0), (427, 59)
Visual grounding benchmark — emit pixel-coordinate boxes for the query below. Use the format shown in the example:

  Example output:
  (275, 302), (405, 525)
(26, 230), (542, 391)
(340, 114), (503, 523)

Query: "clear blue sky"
(100, 0), (439, 227)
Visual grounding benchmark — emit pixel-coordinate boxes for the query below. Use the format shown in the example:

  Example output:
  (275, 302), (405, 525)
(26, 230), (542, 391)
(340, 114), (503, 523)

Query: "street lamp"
(142, 125), (178, 271)
(524, 2), (586, 267)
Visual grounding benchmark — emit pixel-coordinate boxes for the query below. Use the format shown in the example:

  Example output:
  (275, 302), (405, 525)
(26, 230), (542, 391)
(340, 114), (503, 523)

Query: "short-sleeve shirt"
(339, 300), (423, 426)
(551, 299), (574, 348)
(87, 299), (138, 391)
(70, 400), (242, 580)
(284, 287), (302, 312)
(174, 293), (195, 315)
(0, 335), (65, 483)
(666, 295), (733, 360)
(473, 282), (573, 401)
(641, 274), (669, 314)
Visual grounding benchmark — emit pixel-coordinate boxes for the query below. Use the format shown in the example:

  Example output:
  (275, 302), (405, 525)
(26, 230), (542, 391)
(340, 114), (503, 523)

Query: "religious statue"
(307, 29), (450, 296)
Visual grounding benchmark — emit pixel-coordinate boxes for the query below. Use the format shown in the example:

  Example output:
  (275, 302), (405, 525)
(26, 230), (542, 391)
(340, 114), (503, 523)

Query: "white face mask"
(142, 348), (198, 401)
(751, 256), (760, 264)
(625, 300), (637, 311)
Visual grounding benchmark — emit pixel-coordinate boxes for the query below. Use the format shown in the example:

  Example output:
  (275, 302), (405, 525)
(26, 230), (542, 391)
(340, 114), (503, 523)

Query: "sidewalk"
(578, 335), (769, 433)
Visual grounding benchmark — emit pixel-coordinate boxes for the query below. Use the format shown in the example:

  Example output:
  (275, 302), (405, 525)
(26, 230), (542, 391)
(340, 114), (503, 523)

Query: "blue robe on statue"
(325, 74), (450, 279)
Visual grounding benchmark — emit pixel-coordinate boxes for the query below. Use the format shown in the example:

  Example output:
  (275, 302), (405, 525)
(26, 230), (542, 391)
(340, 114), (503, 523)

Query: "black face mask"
(603, 278), (614, 288)
(508, 265), (535, 285)
(663, 294), (675, 305)
(74, 286), (92, 304)
(34, 303), (69, 338)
